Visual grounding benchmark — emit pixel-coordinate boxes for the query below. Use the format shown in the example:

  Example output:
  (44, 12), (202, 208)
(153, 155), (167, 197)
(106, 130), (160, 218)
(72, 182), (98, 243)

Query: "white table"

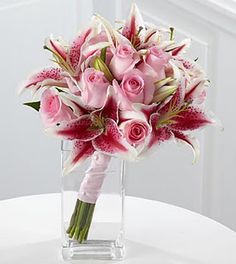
(0, 193), (236, 264)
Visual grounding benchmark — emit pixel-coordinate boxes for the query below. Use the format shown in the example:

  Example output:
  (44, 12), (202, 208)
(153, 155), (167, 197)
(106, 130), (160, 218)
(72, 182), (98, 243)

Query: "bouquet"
(21, 3), (216, 243)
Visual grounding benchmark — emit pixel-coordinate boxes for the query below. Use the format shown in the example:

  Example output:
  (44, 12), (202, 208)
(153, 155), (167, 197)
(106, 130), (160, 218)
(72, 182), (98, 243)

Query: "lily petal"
(133, 103), (159, 122)
(83, 41), (110, 58)
(172, 131), (200, 163)
(122, 3), (145, 46)
(166, 38), (191, 56)
(46, 115), (103, 141)
(63, 140), (95, 175)
(94, 14), (117, 47)
(147, 113), (172, 149)
(68, 28), (92, 72)
(159, 78), (186, 114)
(59, 93), (90, 117)
(185, 78), (206, 103)
(170, 107), (213, 131)
(96, 86), (119, 122)
(92, 118), (136, 160)
(44, 37), (67, 61)
(120, 108), (148, 123)
(22, 67), (65, 92)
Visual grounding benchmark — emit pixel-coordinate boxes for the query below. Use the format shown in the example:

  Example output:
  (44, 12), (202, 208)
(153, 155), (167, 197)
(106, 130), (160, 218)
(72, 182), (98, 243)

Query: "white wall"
(124, 0), (236, 231)
(0, 0), (78, 198)
(0, 0), (236, 231)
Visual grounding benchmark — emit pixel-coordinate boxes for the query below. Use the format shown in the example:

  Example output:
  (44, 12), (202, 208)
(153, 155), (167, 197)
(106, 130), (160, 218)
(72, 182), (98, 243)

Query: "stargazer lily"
(122, 3), (145, 47)
(138, 78), (214, 161)
(47, 88), (136, 173)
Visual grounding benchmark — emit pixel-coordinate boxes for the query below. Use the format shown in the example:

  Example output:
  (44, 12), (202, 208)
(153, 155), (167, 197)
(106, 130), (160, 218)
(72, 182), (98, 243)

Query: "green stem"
(79, 204), (95, 242)
(66, 200), (80, 234)
(74, 203), (90, 240)
(67, 199), (96, 243)
(68, 200), (82, 238)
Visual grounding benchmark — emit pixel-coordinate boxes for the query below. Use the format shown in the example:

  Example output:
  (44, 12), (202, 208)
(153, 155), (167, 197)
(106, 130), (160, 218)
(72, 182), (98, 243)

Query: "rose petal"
(112, 79), (133, 111)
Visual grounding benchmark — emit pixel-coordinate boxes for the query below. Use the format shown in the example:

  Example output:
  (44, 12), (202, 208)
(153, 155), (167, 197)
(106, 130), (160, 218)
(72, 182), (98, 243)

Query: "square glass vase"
(61, 141), (126, 260)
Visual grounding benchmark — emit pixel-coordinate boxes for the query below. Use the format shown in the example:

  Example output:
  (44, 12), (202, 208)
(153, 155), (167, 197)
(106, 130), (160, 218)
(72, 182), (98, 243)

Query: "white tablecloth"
(0, 193), (236, 264)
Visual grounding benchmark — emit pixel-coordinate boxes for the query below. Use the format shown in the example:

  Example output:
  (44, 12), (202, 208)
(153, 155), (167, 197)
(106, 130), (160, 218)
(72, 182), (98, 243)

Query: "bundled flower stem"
(66, 152), (111, 242)
(67, 200), (95, 242)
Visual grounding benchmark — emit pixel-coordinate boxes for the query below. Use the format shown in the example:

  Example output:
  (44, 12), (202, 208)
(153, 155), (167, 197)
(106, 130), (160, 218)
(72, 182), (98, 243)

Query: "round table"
(0, 193), (236, 264)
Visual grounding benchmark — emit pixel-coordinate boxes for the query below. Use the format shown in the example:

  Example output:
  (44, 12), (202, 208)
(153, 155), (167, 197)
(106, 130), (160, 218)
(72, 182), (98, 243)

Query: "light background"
(0, 0), (235, 231)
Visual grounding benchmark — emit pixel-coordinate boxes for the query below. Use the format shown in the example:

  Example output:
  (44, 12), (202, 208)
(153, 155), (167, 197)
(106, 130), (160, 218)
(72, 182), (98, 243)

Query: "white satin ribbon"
(77, 152), (111, 204)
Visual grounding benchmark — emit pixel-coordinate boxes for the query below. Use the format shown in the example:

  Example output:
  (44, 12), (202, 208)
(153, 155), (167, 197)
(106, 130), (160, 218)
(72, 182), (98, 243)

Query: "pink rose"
(120, 69), (155, 106)
(81, 68), (110, 108)
(109, 44), (139, 80)
(123, 120), (150, 145)
(40, 89), (75, 127)
(138, 46), (170, 81)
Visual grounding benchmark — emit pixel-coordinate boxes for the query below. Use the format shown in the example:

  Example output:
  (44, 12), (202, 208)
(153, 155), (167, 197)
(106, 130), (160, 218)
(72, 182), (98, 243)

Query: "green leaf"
(93, 56), (114, 82)
(100, 47), (107, 62)
(24, 101), (40, 111)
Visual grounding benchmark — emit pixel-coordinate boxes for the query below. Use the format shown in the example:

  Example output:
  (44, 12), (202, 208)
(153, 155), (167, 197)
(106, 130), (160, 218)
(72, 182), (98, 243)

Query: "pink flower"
(47, 89), (137, 173)
(138, 46), (170, 81)
(120, 69), (155, 106)
(81, 68), (110, 108)
(123, 120), (150, 145)
(109, 44), (139, 80)
(88, 31), (108, 45)
(40, 89), (75, 127)
(22, 67), (66, 92)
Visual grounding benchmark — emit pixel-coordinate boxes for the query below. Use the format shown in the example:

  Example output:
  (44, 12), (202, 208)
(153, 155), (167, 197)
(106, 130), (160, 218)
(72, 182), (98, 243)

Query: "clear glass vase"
(61, 141), (125, 260)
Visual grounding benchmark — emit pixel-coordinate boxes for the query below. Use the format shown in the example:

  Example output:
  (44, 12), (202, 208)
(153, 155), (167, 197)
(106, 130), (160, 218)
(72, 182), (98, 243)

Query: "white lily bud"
(152, 85), (177, 103)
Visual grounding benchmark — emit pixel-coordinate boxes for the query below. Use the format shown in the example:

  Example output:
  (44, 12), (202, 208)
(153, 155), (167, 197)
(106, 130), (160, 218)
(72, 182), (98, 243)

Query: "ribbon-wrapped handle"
(78, 152), (111, 204)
